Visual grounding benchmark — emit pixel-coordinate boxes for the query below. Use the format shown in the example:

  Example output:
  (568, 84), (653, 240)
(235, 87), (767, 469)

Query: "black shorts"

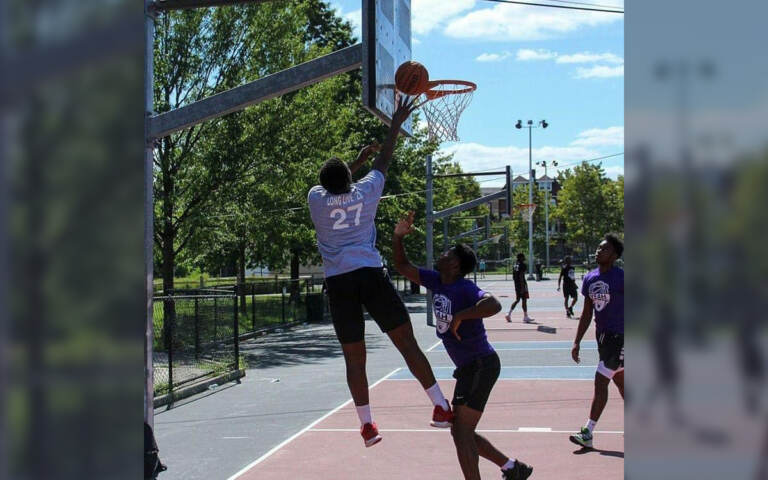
(563, 283), (577, 299)
(325, 267), (410, 344)
(514, 281), (529, 299)
(452, 352), (501, 412)
(597, 331), (624, 378)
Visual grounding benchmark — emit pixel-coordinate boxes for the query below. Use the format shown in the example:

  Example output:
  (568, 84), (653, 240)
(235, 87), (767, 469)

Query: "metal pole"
(473, 223), (478, 284)
(544, 164), (550, 270)
(144, 0), (156, 427)
(527, 126), (534, 280)
(425, 155), (434, 327)
(233, 292), (239, 370)
(443, 217), (449, 253)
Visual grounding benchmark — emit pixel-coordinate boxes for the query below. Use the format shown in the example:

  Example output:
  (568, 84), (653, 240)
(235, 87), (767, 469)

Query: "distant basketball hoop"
(518, 203), (537, 222)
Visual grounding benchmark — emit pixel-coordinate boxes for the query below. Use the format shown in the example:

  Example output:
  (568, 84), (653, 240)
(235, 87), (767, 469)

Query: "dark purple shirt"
(418, 269), (496, 367)
(581, 266), (624, 335)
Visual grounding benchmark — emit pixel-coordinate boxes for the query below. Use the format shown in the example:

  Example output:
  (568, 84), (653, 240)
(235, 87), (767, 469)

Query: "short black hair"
(605, 233), (624, 258)
(564, 256), (572, 263)
(319, 157), (351, 194)
(516, 253), (525, 261)
(452, 243), (477, 277)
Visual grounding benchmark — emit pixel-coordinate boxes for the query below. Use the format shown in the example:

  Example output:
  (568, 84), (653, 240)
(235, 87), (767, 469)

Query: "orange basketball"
(395, 61), (429, 95)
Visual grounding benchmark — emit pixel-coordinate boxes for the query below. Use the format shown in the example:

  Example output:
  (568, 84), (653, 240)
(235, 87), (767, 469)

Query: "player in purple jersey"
(308, 97), (451, 448)
(569, 234), (624, 449)
(392, 211), (533, 480)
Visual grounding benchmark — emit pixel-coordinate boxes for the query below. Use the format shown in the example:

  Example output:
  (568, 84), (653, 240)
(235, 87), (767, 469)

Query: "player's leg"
(340, 341), (369, 405)
(505, 294), (519, 322)
(571, 333), (620, 448)
(452, 405), (483, 480)
(363, 268), (452, 425)
(521, 287), (531, 322)
(613, 369), (625, 399)
(387, 322), (437, 389)
(328, 271), (380, 446)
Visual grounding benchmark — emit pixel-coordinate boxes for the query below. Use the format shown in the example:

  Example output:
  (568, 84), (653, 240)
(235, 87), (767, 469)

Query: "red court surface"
(233, 377), (623, 479)
(230, 280), (622, 480)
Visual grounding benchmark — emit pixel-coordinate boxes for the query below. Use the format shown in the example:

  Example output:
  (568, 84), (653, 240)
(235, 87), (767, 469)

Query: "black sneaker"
(568, 307), (575, 317)
(502, 460), (533, 480)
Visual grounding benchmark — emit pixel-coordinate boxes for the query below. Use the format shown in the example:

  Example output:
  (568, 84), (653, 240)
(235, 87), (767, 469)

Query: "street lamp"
(536, 159), (558, 270)
(516, 119), (548, 280)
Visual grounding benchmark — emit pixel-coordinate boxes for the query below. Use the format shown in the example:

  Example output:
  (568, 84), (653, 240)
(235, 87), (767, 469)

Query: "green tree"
(552, 162), (624, 258)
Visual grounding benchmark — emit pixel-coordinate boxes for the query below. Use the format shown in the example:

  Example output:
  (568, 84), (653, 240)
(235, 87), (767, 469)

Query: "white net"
(519, 204), (536, 222)
(419, 81), (475, 142)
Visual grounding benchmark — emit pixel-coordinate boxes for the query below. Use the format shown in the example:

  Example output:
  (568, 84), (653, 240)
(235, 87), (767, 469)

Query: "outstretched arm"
(348, 142), (381, 175)
(557, 269), (563, 290)
(450, 293), (502, 341)
(372, 95), (417, 176)
(392, 211), (420, 285)
(572, 296), (594, 363)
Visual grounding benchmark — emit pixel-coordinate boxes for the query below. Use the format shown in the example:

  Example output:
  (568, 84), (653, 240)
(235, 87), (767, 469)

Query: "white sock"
(584, 419), (596, 433)
(502, 459), (516, 470)
(425, 383), (450, 410)
(356, 405), (372, 426)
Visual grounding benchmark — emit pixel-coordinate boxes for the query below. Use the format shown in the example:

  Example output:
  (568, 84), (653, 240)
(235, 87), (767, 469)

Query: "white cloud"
(574, 65), (624, 78)
(444, 4), (621, 41)
(571, 126), (624, 147)
(439, 143), (604, 179)
(603, 165), (625, 179)
(412, 0), (476, 36)
(476, 51), (512, 62)
(343, 9), (362, 40)
(556, 52), (623, 64)
(515, 48), (557, 61)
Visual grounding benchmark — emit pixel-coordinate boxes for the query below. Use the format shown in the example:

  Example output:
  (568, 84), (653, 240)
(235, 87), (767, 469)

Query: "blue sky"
(332, 0), (624, 186)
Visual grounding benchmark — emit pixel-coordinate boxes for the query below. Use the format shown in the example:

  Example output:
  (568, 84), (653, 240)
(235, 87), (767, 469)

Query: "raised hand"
(394, 211), (415, 238)
(391, 93), (417, 128)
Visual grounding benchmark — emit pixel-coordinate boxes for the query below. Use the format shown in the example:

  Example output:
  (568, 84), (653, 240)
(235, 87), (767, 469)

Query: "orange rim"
(422, 80), (477, 100)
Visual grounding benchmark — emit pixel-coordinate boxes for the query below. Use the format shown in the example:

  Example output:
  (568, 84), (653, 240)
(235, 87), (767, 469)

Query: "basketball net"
(518, 204), (536, 222)
(417, 80), (476, 142)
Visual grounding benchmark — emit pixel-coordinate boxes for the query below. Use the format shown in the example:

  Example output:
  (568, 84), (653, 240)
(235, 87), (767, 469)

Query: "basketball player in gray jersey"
(308, 96), (452, 448)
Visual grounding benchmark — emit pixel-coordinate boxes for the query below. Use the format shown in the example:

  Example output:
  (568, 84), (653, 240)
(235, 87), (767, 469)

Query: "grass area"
(152, 293), (323, 351)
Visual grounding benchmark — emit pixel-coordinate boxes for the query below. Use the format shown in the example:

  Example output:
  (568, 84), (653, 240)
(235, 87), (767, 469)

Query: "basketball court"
(146, 2), (623, 479)
(224, 278), (624, 480)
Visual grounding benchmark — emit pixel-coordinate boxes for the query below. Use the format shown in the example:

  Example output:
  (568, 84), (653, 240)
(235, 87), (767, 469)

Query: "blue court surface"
(389, 365), (597, 380)
(430, 340), (597, 352)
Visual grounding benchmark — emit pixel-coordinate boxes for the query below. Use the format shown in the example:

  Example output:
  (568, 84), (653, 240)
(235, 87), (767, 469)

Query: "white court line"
(425, 340), (442, 352)
(428, 347), (597, 352)
(308, 428), (624, 434)
(226, 367), (401, 480)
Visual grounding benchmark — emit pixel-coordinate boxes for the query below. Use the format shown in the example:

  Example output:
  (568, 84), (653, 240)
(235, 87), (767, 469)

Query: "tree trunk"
(161, 234), (176, 355)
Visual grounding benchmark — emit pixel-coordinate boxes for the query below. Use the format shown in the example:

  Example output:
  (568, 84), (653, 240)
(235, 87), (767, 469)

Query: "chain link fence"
(152, 279), (326, 402)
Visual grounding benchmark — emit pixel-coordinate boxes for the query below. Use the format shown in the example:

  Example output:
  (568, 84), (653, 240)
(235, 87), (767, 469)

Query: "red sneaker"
(360, 422), (382, 447)
(430, 404), (453, 428)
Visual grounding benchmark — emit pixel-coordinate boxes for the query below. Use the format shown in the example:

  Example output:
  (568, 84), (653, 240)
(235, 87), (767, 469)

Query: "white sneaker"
(523, 316), (533, 323)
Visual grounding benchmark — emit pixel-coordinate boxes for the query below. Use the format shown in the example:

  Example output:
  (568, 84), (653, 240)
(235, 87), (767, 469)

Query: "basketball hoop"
(518, 204), (536, 222)
(415, 80), (476, 142)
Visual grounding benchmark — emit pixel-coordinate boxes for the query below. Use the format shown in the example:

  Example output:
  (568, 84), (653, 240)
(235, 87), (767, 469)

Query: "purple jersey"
(581, 266), (624, 335)
(418, 269), (495, 367)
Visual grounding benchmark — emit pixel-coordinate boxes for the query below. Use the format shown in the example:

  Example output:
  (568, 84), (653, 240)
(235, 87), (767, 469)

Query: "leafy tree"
(552, 162), (624, 258)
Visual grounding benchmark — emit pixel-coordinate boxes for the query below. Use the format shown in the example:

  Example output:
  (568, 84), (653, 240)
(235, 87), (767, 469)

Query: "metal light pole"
(515, 119), (548, 280)
(425, 154), (434, 327)
(536, 159), (558, 270)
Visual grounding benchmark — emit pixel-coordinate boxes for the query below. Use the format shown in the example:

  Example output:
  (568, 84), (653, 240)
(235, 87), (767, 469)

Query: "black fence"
(152, 279), (325, 399)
